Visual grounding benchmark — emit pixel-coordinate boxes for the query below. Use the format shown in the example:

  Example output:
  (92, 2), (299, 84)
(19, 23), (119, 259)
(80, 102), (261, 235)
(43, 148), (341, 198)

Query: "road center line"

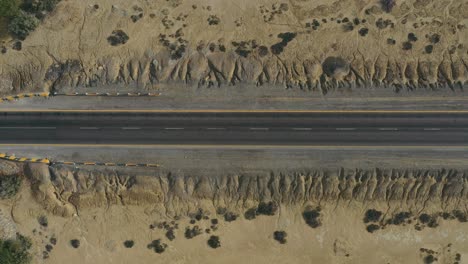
(292, 128), (312, 131)
(0, 127), (56, 130)
(378, 128), (399, 131)
(122, 127), (141, 130)
(423, 128), (441, 131)
(164, 127), (184, 130)
(249, 127), (269, 130)
(80, 127), (99, 130)
(206, 128), (226, 130)
(336, 128), (356, 131)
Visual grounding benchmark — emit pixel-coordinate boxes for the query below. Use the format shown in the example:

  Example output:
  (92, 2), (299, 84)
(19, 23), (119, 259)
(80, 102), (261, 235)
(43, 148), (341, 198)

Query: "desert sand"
(0, 0), (467, 97)
(1, 159), (467, 263)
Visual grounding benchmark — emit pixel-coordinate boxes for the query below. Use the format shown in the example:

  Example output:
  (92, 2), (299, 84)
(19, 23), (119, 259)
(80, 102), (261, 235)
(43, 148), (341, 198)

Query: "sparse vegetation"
(0, 0), (20, 18)
(380, 0), (396, 13)
(363, 209), (382, 223)
(147, 239), (167, 254)
(8, 11), (38, 39)
(184, 226), (203, 239)
(303, 207), (321, 228)
(0, 234), (32, 264)
(70, 239), (80, 248)
(207, 236), (220, 249)
(123, 240), (134, 248)
(366, 224), (380, 233)
(0, 174), (21, 199)
(224, 211), (238, 222)
(21, 0), (60, 13)
(273, 231), (287, 244)
(37, 215), (48, 228)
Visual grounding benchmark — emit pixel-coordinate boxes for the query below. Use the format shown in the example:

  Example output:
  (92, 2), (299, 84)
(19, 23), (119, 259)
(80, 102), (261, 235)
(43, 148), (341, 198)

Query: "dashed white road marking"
(80, 127), (99, 130)
(336, 128), (356, 131)
(292, 128), (312, 131)
(122, 127), (141, 130)
(249, 127), (269, 130)
(206, 128), (226, 130)
(0, 127), (56, 130)
(164, 127), (184, 130)
(378, 128), (399, 131)
(423, 128), (441, 131)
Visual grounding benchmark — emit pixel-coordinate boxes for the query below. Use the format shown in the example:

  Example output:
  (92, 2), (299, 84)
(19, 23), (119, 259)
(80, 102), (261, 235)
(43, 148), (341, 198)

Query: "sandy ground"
(1, 0), (467, 101)
(1, 146), (468, 263)
(1, 184), (467, 264)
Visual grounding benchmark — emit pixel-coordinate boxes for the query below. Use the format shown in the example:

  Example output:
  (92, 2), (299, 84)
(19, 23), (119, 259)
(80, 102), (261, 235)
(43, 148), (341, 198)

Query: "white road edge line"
(0, 127), (56, 130)
(79, 127), (99, 130)
(423, 128), (441, 131)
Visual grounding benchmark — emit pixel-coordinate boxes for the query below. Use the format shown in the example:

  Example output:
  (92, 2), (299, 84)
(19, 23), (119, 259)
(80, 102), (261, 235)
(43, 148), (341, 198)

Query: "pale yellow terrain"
(0, 0), (467, 96)
(1, 160), (467, 263)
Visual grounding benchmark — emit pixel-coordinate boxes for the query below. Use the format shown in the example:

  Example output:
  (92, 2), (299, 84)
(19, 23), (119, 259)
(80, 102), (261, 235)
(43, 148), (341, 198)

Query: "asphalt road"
(1, 111), (467, 145)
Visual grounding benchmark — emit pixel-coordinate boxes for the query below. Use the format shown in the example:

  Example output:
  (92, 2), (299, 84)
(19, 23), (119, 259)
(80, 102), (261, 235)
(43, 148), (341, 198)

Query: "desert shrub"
(388, 212), (411, 225)
(207, 236), (220, 249)
(366, 224), (380, 233)
(363, 209), (382, 223)
(452, 210), (467, 223)
(37, 215), (48, 227)
(302, 207), (321, 228)
(0, 234), (32, 264)
(21, 0), (60, 13)
(273, 231), (287, 244)
(165, 229), (175, 241)
(380, 0), (396, 12)
(70, 239), (80, 248)
(123, 240), (134, 248)
(244, 208), (257, 220)
(147, 239), (167, 254)
(184, 226), (202, 239)
(257, 201), (278, 216)
(223, 212), (238, 222)
(107, 30), (129, 46)
(8, 11), (39, 39)
(0, 0), (19, 18)
(0, 175), (21, 199)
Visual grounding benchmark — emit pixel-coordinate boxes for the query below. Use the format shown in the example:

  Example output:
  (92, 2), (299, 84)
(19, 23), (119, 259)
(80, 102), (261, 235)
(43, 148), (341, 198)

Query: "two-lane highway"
(0, 111), (467, 145)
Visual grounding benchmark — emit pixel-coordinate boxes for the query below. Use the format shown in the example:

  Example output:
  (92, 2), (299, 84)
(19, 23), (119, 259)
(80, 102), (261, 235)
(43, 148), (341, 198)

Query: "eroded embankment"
(19, 162), (467, 218)
(1, 0), (467, 96)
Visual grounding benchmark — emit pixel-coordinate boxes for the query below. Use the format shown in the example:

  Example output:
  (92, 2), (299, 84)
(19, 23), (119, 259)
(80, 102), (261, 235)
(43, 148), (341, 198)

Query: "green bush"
(7, 10), (38, 39)
(0, 175), (21, 199)
(22, 0), (59, 13)
(0, 0), (20, 18)
(0, 234), (32, 264)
